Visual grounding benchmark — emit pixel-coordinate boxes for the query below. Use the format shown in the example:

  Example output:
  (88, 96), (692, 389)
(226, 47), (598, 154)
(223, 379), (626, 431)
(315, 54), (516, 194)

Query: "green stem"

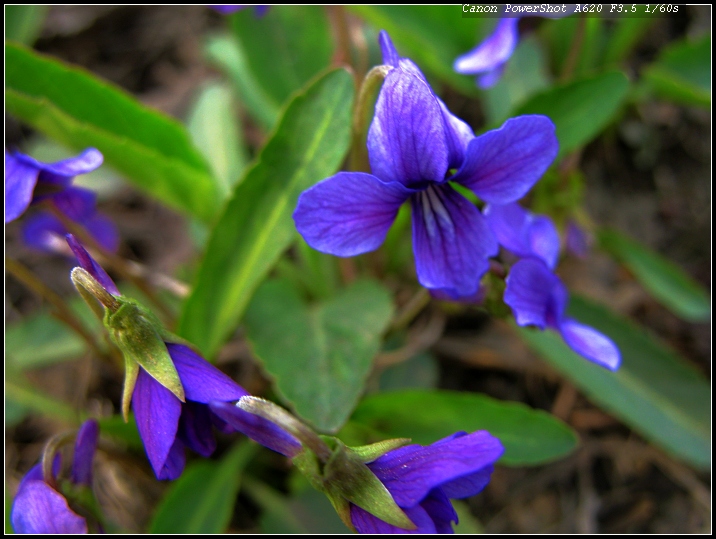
(6, 257), (106, 361)
(350, 65), (391, 172)
(560, 15), (587, 82)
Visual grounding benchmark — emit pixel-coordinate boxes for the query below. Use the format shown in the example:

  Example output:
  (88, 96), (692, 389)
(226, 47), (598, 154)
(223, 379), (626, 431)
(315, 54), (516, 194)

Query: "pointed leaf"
(599, 228), (710, 322)
(178, 68), (354, 358)
(244, 278), (393, 432)
(149, 442), (256, 533)
(5, 43), (220, 222)
(517, 295), (710, 470)
(349, 389), (577, 466)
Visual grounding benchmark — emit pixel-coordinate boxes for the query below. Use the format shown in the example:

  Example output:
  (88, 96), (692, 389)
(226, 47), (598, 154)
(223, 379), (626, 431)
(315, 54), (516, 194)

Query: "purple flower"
(565, 220), (591, 258)
(11, 419), (99, 534)
(5, 148), (119, 253)
(209, 5), (268, 16)
(66, 234), (300, 479)
(350, 431), (503, 533)
(294, 31), (558, 298)
(504, 258), (621, 370)
(454, 18), (519, 89)
(485, 202), (560, 269)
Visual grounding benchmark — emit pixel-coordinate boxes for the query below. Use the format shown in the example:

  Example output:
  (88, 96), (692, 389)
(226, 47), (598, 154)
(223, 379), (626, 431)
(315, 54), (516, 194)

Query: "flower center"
(417, 185), (455, 240)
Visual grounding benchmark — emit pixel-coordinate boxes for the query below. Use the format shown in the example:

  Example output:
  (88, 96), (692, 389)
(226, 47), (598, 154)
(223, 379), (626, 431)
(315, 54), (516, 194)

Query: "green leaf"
(5, 6), (49, 45)
(148, 442), (256, 533)
(602, 18), (656, 66)
(5, 43), (221, 222)
(230, 6), (333, 110)
(517, 295), (710, 470)
(5, 377), (78, 425)
(349, 389), (578, 466)
(349, 5), (484, 96)
(178, 68), (354, 358)
(515, 70), (630, 156)
(642, 34), (710, 107)
(97, 414), (143, 450)
(187, 81), (249, 197)
(204, 34), (279, 130)
(245, 279), (394, 432)
(599, 228), (710, 322)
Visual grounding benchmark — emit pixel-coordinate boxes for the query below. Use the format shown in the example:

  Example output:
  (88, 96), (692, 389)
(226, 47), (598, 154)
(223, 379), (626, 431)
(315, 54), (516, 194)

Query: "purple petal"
(367, 430), (504, 508)
(351, 502), (435, 534)
(157, 438), (187, 481)
(294, 172), (413, 257)
(451, 115), (558, 204)
(133, 368), (182, 479)
(411, 184), (497, 296)
(83, 212), (120, 253)
(66, 234), (121, 296)
(209, 5), (246, 14)
(71, 419), (99, 487)
(566, 220), (590, 258)
(11, 481), (88, 534)
(368, 68), (449, 186)
(454, 18), (519, 74)
(12, 148), (103, 185)
(379, 30), (400, 67)
(166, 343), (248, 403)
(485, 203), (560, 269)
(5, 151), (39, 223)
(504, 258), (567, 329)
(22, 212), (68, 253)
(437, 98), (474, 169)
(429, 284), (486, 304)
(43, 186), (97, 222)
(178, 401), (217, 458)
(419, 488), (458, 534)
(209, 401), (302, 458)
(477, 63), (508, 89)
(440, 465), (494, 499)
(560, 318), (621, 370)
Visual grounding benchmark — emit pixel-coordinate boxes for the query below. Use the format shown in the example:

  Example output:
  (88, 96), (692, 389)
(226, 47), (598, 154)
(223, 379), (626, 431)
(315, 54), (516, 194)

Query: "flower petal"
(11, 481), (88, 534)
(294, 172), (413, 257)
(133, 368), (182, 479)
(566, 220), (590, 258)
(485, 203), (560, 269)
(209, 401), (302, 458)
(5, 151), (39, 223)
(454, 18), (519, 74)
(367, 430), (504, 508)
(419, 488), (458, 534)
(440, 465), (494, 499)
(437, 98), (474, 169)
(178, 401), (217, 457)
(71, 419), (99, 487)
(167, 343), (248, 403)
(504, 258), (564, 329)
(12, 147), (103, 185)
(157, 438), (187, 481)
(22, 212), (68, 253)
(477, 64), (507, 89)
(411, 184), (497, 296)
(351, 502), (436, 534)
(43, 186), (97, 222)
(66, 234), (121, 296)
(451, 115), (558, 204)
(379, 30), (400, 67)
(560, 318), (621, 370)
(368, 68), (449, 185)
(83, 212), (121, 253)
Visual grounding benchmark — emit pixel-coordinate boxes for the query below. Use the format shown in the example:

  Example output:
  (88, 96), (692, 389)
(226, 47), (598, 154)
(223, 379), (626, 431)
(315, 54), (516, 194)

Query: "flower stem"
(41, 430), (77, 489)
(350, 64), (391, 172)
(6, 257), (107, 361)
(237, 396), (332, 462)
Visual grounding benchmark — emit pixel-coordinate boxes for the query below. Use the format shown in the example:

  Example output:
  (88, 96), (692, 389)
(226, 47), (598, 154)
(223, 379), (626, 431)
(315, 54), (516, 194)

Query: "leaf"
(5, 6), (49, 45)
(349, 5), (485, 96)
(97, 414), (143, 450)
(5, 377), (78, 425)
(204, 34), (279, 130)
(187, 81), (249, 196)
(178, 68), (354, 358)
(642, 34), (710, 107)
(599, 228), (710, 322)
(148, 442), (256, 533)
(515, 70), (630, 156)
(349, 389), (578, 466)
(517, 295), (710, 470)
(245, 279), (394, 432)
(229, 6), (333, 110)
(5, 43), (221, 222)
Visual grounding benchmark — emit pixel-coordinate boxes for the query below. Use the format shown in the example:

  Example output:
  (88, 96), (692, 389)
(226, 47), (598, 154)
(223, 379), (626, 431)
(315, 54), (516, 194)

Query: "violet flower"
(484, 202), (560, 269)
(565, 220), (591, 258)
(294, 31), (558, 298)
(504, 258), (621, 370)
(11, 419), (99, 534)
(350, 431), (504, 533)
(5, 148), (119, 253)
(66, 235), (299, 479)
(454, 17), (519, 89)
